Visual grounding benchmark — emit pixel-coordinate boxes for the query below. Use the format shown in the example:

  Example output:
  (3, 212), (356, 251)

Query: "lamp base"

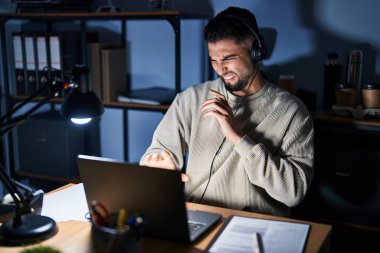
(0, 214), (58, 245)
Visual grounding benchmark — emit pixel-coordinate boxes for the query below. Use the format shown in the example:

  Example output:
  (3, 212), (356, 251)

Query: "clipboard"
(205, 215), (310, 253)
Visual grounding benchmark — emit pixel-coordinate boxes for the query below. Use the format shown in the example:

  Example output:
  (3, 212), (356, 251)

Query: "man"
(140, 6), (314, 217)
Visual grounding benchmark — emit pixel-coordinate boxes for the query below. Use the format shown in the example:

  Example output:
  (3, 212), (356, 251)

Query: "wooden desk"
(0, 184), (332, 253)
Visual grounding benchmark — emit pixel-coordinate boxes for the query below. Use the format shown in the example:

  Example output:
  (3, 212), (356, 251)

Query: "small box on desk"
(16, 110), (86, 178)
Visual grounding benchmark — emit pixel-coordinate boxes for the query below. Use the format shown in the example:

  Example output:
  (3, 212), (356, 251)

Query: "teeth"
(223, 73), (235, 80)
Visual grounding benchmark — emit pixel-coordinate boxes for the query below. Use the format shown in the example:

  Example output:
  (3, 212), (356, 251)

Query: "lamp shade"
(60, 90), (104, 120)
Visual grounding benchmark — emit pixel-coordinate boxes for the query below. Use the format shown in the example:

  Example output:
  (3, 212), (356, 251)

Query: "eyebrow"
(222, 54), (238, 60)
(210, 54), (239, 61)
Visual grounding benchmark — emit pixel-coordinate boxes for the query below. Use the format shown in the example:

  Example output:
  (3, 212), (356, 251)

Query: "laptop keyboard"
(188, 221), (206, 233)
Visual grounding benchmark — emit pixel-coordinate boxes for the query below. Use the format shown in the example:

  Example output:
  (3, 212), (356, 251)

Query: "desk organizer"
(91, 223), (142, 253)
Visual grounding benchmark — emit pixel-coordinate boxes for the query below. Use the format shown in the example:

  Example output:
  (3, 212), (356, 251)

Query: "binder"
(12, 33), (26, 95)
(48, 34), (64, 95)
(24, 34), (38, 95)
(101, 47), (127, 102)
(36, 34), (49, 95)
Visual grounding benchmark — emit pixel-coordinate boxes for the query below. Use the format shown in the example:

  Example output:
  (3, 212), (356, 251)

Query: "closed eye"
(210, 54), (238, 63)
(223, 55), (237, 61)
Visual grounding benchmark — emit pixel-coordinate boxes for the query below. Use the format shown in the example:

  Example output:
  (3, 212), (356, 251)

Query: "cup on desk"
(362, 83), (380, 109)
(91, 222), (142, 253)
(335, 83), (357, 107)
(278, 75), (297, 95)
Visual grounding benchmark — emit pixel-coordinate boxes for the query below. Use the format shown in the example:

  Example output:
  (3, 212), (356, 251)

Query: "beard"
(221, 74), (250, 92)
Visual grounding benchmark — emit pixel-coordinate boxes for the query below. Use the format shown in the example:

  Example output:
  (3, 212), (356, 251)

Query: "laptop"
(77, 154), (221, 243)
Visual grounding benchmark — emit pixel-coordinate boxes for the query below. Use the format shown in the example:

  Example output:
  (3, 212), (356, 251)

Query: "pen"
(91, 200), (110, 227)
(117, 208), (127, 231)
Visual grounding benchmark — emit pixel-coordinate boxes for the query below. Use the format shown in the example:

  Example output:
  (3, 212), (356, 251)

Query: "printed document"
(208, 215), (310, 253)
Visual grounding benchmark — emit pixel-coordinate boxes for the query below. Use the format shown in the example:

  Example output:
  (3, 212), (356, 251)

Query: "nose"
(213, 61), (227, 75)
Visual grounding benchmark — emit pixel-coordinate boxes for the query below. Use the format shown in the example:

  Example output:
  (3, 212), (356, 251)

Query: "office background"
(0, 1), (379, 252)
(102, 0), (380, 163)
(0, 0), (379, 163)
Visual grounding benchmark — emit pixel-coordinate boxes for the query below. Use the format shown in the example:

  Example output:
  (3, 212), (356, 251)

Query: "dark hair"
(204, 6), (261, 44)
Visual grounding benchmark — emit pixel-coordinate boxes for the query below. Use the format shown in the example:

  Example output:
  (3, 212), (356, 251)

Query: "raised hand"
(200, 89), (244, 145)
(142, 150), (189, 182)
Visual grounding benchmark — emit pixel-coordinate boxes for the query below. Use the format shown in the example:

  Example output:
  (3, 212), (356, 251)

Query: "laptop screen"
(77, 154), (220, 243)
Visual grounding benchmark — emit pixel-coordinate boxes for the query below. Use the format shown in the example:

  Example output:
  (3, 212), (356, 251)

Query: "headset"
(225, 14), (267, 62)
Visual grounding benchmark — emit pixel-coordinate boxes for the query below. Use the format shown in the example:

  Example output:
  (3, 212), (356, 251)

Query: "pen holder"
(91, 222), (142, 253)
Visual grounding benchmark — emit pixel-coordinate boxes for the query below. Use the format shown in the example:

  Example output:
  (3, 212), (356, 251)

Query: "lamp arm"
(0, 77), (66, 136)
(0, 94), (55, 136)
(0, 82), (51, 125)
(0, 163), (33, 226)
(0, 165), (23, 206)
(0, 163), (39, 228)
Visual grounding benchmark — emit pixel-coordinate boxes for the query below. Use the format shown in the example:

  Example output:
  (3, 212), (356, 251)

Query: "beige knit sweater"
(141, 78), (314, 217)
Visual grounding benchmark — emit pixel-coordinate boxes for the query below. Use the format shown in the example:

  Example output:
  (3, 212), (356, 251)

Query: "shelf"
(104, 101), (169, 111)
(10, 95), (170, 111)
(0, 11), (211, 21)
(14, 170), (81, 184)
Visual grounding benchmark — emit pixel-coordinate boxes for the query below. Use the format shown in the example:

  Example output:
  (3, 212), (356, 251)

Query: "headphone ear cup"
(250, 40), (262, 62)
(250, 38), (267, 62)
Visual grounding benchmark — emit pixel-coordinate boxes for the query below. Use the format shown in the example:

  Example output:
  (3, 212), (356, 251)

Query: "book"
(117, 87), (177, 105)
(101, 47), (127, 102)
(206, 215), (310, 253)
(88, 42), (120, 99)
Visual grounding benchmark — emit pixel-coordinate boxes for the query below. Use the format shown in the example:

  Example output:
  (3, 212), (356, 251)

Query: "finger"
(208, 89), (224, 98)
(201, 95), (228, 110)
(203, 111), (227, 121)
(201, 103), (229, 116)
(161, 150), (176, 170)
(201, 98), (220, 108)
(151, 153), (159, 161)
(181, 173), (189, 182)
(144, 154), (152, 163)
(161, 150), (173, 163)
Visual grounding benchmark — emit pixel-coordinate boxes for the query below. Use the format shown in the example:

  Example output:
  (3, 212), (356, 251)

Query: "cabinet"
(0, 11), (211, 187)
(292, 109), (380, 232)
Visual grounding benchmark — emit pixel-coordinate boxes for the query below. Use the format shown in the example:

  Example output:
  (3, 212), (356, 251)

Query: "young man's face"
(208, 38), (256, 93)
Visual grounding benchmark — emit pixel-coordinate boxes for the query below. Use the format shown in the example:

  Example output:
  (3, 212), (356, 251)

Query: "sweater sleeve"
(139, 92), (188, 169)
(234, 107), (314, 207)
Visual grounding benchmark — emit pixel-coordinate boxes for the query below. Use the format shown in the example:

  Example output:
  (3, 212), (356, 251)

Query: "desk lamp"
(0, 64), (104, 245)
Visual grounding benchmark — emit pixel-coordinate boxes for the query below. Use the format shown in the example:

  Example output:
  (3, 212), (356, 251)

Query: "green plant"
(20, 245), (61, 253)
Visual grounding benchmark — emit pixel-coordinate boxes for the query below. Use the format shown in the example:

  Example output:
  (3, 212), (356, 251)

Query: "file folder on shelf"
(12, 33), (26, 95)
(36, 34), (49, 95)
(48, 34), (63, 83)
(48, 34), (66, 97)
(24, 34), (38, 95)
